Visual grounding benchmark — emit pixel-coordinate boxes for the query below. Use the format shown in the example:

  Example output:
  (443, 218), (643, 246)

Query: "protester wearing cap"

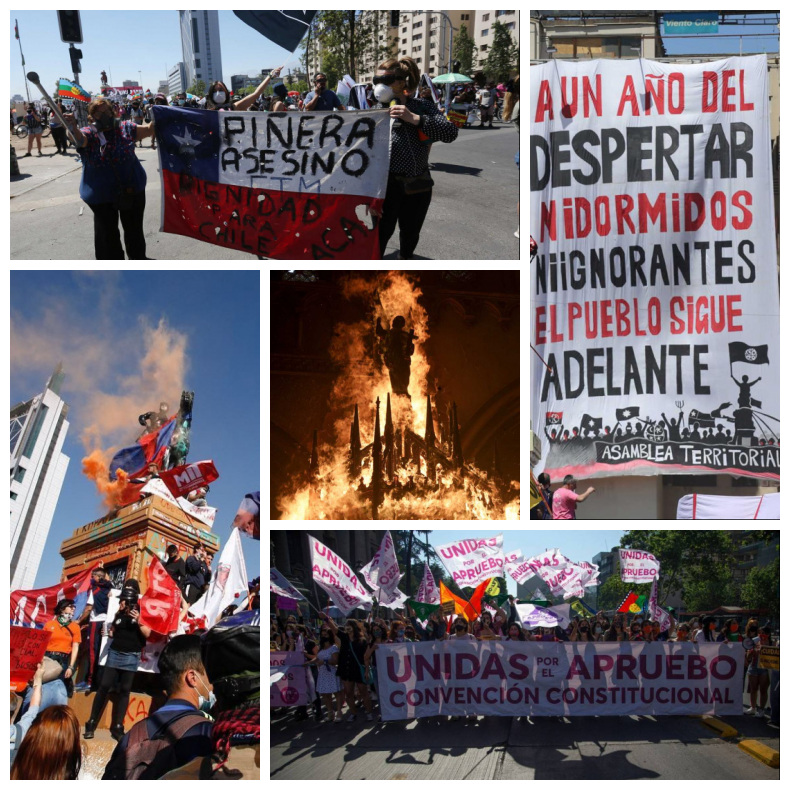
(270, 82), (289, 113)
(551, 475), (595, 520)
(304, 73), (346, 112)
(41, 599), (81, 698)
(63, 97), (155, 260)
(84, 582), (152, 742)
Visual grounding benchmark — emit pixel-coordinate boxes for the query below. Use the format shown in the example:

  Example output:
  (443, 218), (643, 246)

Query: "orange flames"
(277, 272), (520, 520)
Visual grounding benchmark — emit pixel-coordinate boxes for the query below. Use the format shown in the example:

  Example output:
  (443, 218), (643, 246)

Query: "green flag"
(407, 599), (441, 620)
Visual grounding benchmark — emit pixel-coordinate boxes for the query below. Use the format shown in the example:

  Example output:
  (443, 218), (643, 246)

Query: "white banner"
(676, 492), (779, 519)
(380, 586), (408, 608)
(537, 560), (584, 598)
(436, 534), (505, 586)
(515, 603), (560, 629)
(415, 561), (440, 605)
(619, 549), (661, 582)
(270, 567), (305, 600)
(309, 533), (374, 616)
(531, 56), (780, 481)
(141, 478), (217, 528)
(504, 552), (537, 586)
(360, 531), (402, 594)
(378, 641), (743, 720)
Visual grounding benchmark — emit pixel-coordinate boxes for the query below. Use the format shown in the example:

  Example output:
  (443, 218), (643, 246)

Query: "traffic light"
(453, 60), (461, 73)
(69, 45), (83, 74)
(390, 11), (400, 27)
(57, 10), (83, 44)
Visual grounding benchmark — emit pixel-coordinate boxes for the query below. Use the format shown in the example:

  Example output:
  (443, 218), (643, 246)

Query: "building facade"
(472, 10), (520, 71)
(179, 10), (223, 90)
(167, 62), (186, 96)
(11, 366), (70, 589)
(158, 80), (169, 95)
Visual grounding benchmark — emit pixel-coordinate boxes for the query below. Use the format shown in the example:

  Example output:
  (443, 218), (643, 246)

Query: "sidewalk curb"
(11, 162), (83, 199)
(697, 715), (739, 739)
(738, 739), (779, 768)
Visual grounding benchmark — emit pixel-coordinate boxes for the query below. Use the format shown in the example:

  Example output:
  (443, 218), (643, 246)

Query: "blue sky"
(417, 529), (625, 595)
(10, 10), (302, 100)
(11, 271), (260, 588)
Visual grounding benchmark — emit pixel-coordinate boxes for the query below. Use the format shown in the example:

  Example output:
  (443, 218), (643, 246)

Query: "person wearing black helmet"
(84, 582), (152, 742)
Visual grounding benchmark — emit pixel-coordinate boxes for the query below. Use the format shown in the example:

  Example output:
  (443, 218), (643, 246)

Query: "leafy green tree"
(187, 79), (206, 97)
(619, 530), (735, 605)
(453, 23), (477, 76)
(741, 556), (779, 622)
(483, 21), (517, 82)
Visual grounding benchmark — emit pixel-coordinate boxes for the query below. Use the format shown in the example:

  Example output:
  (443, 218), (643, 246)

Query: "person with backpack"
(102, 634), (213, 779)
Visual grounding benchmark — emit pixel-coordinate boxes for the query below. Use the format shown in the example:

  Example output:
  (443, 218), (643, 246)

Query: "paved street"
(270, 709), (778, 780)
(10, 118), (521, 261)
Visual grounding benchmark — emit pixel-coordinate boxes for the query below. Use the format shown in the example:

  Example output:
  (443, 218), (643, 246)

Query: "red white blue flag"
(109, 416), (176, 480)
(152, 105), (391, 259)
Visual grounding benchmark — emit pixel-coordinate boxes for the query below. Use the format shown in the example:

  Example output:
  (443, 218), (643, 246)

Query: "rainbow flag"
(58, 78), (91, 103)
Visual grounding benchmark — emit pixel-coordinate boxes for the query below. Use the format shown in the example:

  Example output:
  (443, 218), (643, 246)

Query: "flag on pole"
(233, 11), (317, 52)
(139, 555), (183, 634)
(15, 19), (20, 39)
(189, 528), (248, 627)
(57, 78), (91, 103)
(415, 561), (440, 605)
(270, 568), (305, 600)
(439, 579), (489, 621)
(109, 416), (177, 479)
(407, 599), (440, 620)
(616, 592), (638, 614)
(359, 531), (401, 593)
(232, 491), (260, 540)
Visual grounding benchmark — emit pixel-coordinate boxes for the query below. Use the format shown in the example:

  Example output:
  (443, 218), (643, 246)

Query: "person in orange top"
(42, 599), (81, 696)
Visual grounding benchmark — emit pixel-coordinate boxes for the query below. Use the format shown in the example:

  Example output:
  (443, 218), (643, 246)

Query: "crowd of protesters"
(10, 555), (261, 780)
(271, 601), (778, 727)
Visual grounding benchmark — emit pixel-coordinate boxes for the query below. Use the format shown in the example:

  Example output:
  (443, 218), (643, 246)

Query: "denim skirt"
(105, 648), (141, 671)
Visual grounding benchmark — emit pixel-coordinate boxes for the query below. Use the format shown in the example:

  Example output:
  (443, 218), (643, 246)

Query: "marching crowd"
(271, 602), (778, 726)
(14, 60), (518, 261)
(10, 557), (261, 780)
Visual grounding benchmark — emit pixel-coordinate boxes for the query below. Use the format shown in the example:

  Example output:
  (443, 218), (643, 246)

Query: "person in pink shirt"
(551, 475), (595, 519)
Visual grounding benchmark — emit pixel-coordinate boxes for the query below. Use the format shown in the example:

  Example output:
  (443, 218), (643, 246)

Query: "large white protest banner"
(309, 533), (373, 615)
(515, 603), (561, 629)
(436, 534), (505, 586)
(531, 56), (780, 480)
(619, 548), (661, 582)
(505, 552), (536, 586)
(360, 530), (402, 594)
(270, 651), (310, 707)
(378, 641), (743, 720)
(270, 567), (305, 601)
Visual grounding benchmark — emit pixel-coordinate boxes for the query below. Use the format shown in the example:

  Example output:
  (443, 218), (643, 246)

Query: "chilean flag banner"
(158, 459), (219, 499)
(152, 105), (391, 259)
(109, 416), (177, 480)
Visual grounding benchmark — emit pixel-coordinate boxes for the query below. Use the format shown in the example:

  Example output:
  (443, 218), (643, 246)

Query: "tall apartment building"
(473, 10), (519, 71)
(179, 10), (223, 90)
(394, 11), (473, 79)
(158, 80), (170, 95)
(168, 62), (186, 95)
(11, 365), (70, 590)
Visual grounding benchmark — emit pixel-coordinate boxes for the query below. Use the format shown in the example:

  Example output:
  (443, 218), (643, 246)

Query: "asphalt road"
(10, 119), (521, 261)
(270, 705), (779, 780)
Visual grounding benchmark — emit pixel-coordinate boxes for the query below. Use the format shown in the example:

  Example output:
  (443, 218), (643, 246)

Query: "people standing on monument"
(75, 566), (114, 692)
(551, 475), (596, 520)
(84, 585), (152, 742)
(102, 635), (214, 779)
(164, 543), (186, 589)
(183, 544), (212, 605)
(42, 599), (81, 698)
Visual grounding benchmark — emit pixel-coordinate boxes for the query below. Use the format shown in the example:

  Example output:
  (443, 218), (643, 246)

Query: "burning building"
(271, 271), (520, 520)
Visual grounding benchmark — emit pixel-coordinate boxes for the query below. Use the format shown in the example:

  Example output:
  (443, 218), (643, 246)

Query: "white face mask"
(213, 91), (226, 105)
(197, 674), (216, 713)
(374, 83), (394, 104)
